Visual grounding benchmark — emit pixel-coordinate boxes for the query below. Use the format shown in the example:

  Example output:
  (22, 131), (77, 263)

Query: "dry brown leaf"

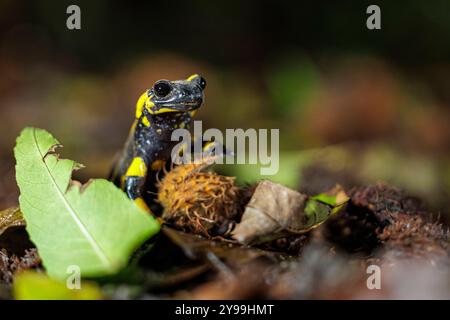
(232, 181), (347, 245)
(0, 207), (25, 237)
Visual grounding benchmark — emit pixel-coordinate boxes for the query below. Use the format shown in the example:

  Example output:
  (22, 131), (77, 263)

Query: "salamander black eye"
(198, 76), (206, 90)
(154, 81), (172, 98)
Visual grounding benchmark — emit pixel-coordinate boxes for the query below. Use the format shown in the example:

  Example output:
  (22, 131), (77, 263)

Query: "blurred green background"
(0, 0), (449, 214)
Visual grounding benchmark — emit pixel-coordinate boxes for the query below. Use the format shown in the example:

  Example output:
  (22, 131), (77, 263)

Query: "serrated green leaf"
(14, 271), (103, 300)
(14, 127), (160, 280)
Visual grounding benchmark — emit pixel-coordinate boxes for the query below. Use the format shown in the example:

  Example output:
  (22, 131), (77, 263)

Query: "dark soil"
(0, 248), (41, 285)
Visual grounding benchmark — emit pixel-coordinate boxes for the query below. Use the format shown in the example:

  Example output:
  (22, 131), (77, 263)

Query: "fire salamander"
(110, 74), (206, 215)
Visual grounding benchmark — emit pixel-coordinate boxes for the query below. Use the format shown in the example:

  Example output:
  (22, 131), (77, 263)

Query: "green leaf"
(310, 194), (338, 206)
(14, 271), (102, 300)
(14, 127), (160, 280)
(305, 186), (350, 229)
(303, 200), (334, 230)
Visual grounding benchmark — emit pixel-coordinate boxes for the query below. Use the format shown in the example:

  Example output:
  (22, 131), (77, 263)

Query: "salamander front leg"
(124, 176), (152, 213)
(123, 157), (153, 214)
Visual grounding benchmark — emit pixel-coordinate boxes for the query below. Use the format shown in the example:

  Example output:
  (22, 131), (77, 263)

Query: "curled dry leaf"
(232, 181), (348, 245)
(0, 207), (25, 237)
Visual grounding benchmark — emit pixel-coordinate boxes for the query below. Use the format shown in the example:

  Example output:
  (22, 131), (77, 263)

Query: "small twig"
(206, 251), (235, 279)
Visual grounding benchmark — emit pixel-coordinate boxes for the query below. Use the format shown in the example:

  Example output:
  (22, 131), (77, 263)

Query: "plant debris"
(0, 207), (25, 237)
(162, 226), (287, 265)
(232, 181), (348, 245)
(158, 161), (240, 237)
(320, 183), (450, 260)
(3, 132), (450, 299)
(1, 175), (449, 299)
(349, 183), (450, 260)
(0, 248), (41, 285)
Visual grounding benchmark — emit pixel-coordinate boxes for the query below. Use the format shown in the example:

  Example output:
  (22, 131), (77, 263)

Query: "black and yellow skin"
(110, 74), (206, 214)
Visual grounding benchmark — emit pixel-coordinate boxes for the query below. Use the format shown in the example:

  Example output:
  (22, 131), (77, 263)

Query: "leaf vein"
(32, 129), (112, 269)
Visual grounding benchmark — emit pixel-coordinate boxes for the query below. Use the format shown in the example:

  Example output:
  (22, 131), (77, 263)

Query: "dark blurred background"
(0, 1), (449, 214)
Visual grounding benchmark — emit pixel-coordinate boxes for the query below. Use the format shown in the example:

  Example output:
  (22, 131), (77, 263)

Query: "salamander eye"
(154, 81), (172, 98)
(198, 76), (206, 90)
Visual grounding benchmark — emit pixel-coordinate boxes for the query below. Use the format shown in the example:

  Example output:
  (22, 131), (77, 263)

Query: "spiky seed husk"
(157, 162), (239, 237)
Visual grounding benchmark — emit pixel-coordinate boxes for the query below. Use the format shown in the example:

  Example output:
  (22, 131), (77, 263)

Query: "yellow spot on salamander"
(202, 141), (217, 154)
(134, 198), (151, 213)
(134, 199), (162, 222)
(142, 116), (150, 127)
(125, 157), (147, 177)
(135, 92), (147, 119)
(187, 74), (199, 81)
(148, 107), (181, 115)
(136, 92), (155, 121)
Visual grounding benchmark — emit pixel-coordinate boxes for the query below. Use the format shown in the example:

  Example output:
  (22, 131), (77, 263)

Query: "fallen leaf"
(163, 226), (285, 265)
(232, 181), (348, 244)
(14, 127), (160, 280)
(13, 270), (102, 300)
(0, 207), (25, 236)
